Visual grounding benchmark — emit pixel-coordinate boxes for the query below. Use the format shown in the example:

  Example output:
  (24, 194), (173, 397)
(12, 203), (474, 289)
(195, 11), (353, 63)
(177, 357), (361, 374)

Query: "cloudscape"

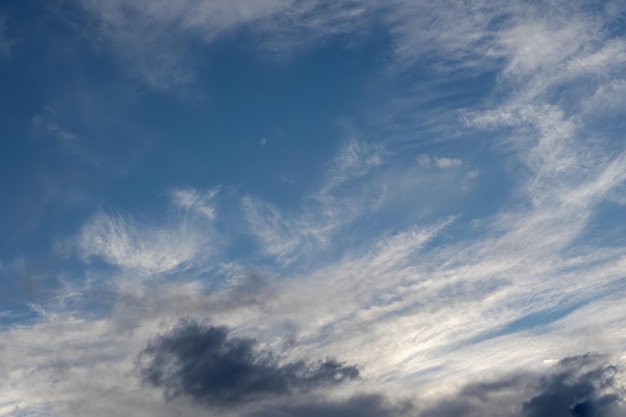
(1, 1), (626, 416)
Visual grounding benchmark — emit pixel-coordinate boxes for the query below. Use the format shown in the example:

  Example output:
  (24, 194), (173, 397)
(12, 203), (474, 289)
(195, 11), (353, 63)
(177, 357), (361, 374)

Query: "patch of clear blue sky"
(0, 1), (513, 310)
(131, 32), (391, 207)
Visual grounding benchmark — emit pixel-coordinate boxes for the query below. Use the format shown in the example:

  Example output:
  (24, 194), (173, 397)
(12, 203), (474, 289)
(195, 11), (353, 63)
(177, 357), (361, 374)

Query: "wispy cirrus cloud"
(69, 0), (369, 90)
(73, 210), (206, 275)
(170, 186), (220, 221)
(243, 139), (388, 264)
(71, 0), (288, 89)
(65, 0), (626, 96)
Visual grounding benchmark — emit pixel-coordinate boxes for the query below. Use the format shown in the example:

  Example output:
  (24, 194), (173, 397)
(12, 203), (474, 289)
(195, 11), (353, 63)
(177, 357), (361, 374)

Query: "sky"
(1, 0), (626, 416)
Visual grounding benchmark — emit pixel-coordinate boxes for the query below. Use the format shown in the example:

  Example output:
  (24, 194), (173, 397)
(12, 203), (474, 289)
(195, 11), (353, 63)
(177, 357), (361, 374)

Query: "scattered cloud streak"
(243, 139), (388, 264)
(70, 0), (369, 89)
(170, 187), (220, 221)
(73, 211), (206, 275)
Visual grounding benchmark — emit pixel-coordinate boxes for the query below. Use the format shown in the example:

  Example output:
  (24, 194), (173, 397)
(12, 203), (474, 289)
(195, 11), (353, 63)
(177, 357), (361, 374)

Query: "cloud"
(138, 320), (360, 406)
(320, 139), (385, 194)
(427, 354), (625, 417)
(44, 105), (626, 403)
(3, 2), (626, 415)
(74, 211), (204, 275)
(242, 196), (299, 262)
(248, 354), (626, 417)
(497, 20), (590, 78)
(243, 139), (387, 264)
(69, 0), (369, 90)
(434, 158), (462, 169)
(247, 395), (413, 417)
(65, 0), (626, 95)
(70, 0), (287, 89)
(170, 187), (220, 220)
(418, 156), (463, 169)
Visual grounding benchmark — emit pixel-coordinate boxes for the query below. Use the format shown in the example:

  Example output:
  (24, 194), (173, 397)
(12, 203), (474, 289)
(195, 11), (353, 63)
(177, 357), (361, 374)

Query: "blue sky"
(1, 1), (626, 416)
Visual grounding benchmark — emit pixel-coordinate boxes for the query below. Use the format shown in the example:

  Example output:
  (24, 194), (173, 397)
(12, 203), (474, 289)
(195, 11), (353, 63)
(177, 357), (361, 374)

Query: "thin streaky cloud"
(170, 187), (220, 220)
(243, 139), (388, 264)
(73, 211), (207, 275)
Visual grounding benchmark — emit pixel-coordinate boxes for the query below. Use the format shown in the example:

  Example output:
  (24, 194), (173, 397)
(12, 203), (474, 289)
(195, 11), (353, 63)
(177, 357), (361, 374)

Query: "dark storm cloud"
(138, 320), (359, 406)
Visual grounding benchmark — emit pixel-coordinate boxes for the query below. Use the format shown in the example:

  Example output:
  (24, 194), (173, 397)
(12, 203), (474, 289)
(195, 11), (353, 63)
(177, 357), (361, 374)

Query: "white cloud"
(434, 157), (462, 169)
(67, 0), (626, 95)
(466, 169), (479, 179)
(243, 139), (388, 264)
(74, 212), (204, 275)
(319, 138), (385, 193)
(497, 20), (588, 77)
(417, 155), (463, 169)
(71, 0), (369, 90)
(242, 196), (301, 264)
(72, 0), (292, 89)
(169, 186), (220, 220)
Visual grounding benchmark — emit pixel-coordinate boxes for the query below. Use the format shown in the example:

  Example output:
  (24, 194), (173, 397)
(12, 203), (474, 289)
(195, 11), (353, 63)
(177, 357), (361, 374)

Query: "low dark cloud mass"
(247, 353), (623, 417)
(522, 354), (622, 417)
(138, 320), (359, 406)
(417, 353), (624, 417)
(138, 322), (624, 417)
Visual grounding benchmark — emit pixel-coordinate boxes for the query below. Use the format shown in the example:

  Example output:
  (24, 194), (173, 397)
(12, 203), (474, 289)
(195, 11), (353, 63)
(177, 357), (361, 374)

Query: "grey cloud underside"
(138, 320), (360, 406)
(248, 354), (624, 417)
(419, 354), (624, 417)
(138, 321), (624, 417)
